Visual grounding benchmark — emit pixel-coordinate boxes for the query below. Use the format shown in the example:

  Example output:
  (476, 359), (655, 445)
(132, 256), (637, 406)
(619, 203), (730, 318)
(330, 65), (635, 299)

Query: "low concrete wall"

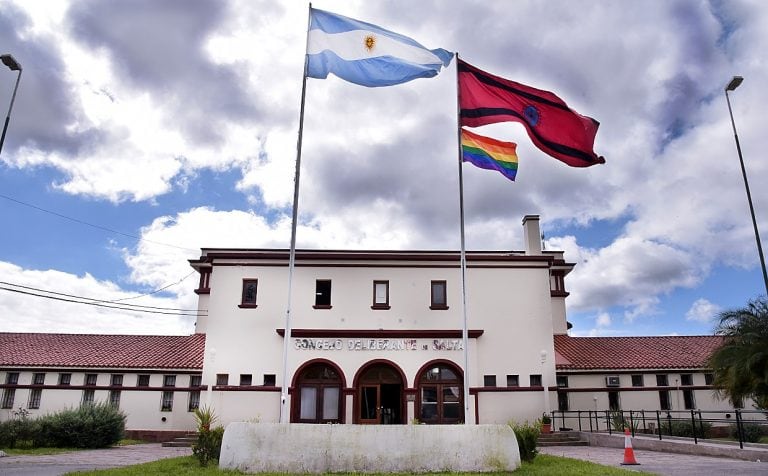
(219, 423), (521, 473)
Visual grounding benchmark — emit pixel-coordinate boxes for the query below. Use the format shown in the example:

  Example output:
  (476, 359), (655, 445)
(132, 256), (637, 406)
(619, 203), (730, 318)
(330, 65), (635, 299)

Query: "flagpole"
(454, 52), (471, 424)
(279, 2), (312, 425)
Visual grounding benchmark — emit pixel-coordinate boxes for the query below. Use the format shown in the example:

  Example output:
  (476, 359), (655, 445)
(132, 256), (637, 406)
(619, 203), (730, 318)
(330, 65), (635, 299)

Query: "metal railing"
(551, 409), (767, 449)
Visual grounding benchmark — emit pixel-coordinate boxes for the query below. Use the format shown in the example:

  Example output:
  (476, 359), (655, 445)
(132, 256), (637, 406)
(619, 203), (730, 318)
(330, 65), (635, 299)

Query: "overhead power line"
(107, 271), (197, 303)
(0, 192), (199, 252)
(0, 281), (207, 317)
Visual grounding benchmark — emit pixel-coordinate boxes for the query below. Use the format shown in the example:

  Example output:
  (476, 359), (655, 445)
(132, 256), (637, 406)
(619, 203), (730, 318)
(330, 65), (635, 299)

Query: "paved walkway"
(540, 445), (768, 475)
(0, 443), (191, 476)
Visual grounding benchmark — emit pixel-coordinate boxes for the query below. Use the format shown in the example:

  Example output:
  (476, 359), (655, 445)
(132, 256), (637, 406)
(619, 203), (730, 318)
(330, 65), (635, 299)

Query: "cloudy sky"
(0, 0), (765, 337)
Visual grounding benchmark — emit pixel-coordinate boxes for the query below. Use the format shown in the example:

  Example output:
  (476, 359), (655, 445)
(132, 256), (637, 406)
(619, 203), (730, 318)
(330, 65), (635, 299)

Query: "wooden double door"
(357, 364), (403, 424)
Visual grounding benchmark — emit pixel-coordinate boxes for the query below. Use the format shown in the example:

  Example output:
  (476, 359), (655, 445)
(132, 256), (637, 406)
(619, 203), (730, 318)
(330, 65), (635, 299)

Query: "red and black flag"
(458, 59), (605, 168)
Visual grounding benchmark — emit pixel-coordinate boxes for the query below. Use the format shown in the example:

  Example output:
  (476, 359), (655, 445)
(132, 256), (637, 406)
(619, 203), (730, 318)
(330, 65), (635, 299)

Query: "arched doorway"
(292, 360), (344, 423)
(355, 362), (404, 424)
(416, 361), (464, 424)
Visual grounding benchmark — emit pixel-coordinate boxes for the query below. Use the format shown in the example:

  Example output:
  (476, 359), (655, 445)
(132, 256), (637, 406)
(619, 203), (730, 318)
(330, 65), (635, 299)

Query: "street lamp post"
(725, 76), (768, 296)
(0, 53), (23, 156)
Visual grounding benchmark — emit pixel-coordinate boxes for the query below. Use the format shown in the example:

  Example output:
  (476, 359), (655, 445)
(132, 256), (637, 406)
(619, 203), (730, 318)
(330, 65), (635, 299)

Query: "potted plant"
(541, 414), (552, 434)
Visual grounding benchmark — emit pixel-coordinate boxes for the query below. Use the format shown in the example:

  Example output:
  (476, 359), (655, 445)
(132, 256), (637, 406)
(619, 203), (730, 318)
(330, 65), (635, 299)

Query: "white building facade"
(192, 215), (569, 426)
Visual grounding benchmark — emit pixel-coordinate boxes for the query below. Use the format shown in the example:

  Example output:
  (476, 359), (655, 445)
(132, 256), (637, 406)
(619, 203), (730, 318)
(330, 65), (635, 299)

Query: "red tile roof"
(554, 335), (723, 371)
(0, 333), (205, 369)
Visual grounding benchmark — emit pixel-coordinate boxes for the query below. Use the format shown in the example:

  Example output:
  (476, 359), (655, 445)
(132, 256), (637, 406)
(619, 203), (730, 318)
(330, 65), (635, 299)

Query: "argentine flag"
(306, 8), (453, 87)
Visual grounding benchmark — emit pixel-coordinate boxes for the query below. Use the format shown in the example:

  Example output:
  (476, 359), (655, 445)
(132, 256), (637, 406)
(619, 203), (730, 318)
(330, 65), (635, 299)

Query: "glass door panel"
(359, 385), (380, 423)
(322, 387), (340, 420)
(300, 386), (317, 420)
(420, 385), (438, 422)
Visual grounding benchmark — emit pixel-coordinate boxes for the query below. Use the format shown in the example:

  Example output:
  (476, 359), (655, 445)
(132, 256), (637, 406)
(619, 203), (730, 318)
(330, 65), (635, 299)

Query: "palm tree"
(708, 297), (768, 410)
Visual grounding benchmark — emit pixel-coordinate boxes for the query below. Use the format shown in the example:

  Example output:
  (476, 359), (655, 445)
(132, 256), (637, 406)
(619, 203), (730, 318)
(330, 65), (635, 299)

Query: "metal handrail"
(551, 408), (766, 449)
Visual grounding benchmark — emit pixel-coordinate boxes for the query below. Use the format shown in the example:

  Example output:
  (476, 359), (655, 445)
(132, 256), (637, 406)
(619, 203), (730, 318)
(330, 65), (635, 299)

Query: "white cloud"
(596, 312), (612, 328)
(685, 298), (721, 323)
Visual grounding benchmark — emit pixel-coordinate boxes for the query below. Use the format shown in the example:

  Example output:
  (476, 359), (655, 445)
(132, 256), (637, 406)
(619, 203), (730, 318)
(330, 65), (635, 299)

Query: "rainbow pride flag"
(461, 128), (518, 181)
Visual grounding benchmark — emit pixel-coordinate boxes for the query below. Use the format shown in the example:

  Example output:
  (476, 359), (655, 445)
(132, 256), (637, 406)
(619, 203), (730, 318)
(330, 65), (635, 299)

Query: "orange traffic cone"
(620, 428), (640, 465)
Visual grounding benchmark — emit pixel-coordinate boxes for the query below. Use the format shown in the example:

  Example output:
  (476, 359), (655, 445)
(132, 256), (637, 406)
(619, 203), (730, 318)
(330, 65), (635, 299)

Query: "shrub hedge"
(0, 403), (126, 449)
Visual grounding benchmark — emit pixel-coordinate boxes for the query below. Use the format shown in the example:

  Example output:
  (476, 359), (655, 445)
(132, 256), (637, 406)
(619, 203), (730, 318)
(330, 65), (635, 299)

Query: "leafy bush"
(659, 420), (712, 439)
(609, 411), (639, 432)
(192, 426), (225, 466)
(730, 423), (766, 443)
(37, 402), (126, 448)
(0, 408), (39, 448)
(509, 420), (541, 462)
(192, 405), (225, 466)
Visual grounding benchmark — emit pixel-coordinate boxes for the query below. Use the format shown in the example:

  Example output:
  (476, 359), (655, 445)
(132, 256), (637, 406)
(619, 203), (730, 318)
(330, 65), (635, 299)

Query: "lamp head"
(726, 76), (743, 92)
(1, 54), (22, 72)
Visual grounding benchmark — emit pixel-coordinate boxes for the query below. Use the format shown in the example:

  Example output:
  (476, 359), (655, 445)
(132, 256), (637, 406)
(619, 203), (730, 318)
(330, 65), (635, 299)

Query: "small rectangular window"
(680, 374), (693, 386)
(109, 390), (121, 408)
(704, 373), (714, 385)
(5, 372), (19, 385)
(556, 376), (569, 388)
(161, 391), (174, 411)
(163, 375), (176, 387)
(656, 374), (668, 386)
(82, 389), (95, 405)
(137, 374), (150, 387)
(529, 374), (542, 387)
(372, 280), (390, 309)
(188, 390), (201, 412)
(28, 388), (42, 409)
(557, 391), (569, 411)
(111, 374), (124, 386)
(659, 390), (671, 410)
(216, 374), (229, 386)
(263, 374), (276, 386)
(240, 279), (258, 307)
(506, 374), (519, 387)
(190, 375), (202, 387)
(240, 374), (253, 386)
(631, 374), (644, 387)
(59, 373), (71, 386)
(314, 280), (332, 308)
(430, 280), (448, 309)
(483, 375), (497, 387)
(1, 389), (15, 409)
(85, 374), (98, 386)
(32, 373), (46, 385)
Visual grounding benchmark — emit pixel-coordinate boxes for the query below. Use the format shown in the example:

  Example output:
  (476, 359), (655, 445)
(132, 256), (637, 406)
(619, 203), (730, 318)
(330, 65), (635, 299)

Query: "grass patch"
(1, 446), (79, 456)
(2, 439), (145, 455)
(68, 456), (244, 475)
(65, 454), (651, 475)
(115, 439), (147, 446)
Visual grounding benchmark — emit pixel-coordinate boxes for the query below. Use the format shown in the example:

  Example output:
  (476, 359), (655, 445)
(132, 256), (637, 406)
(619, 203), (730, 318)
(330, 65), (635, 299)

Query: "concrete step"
(161, 433), (199, 448)
(538, 440), (590, 447)
(538, 431), (588, 447)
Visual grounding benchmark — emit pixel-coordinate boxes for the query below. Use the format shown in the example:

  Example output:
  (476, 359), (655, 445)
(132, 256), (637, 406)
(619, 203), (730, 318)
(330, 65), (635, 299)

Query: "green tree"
(709, 297), (768, 409)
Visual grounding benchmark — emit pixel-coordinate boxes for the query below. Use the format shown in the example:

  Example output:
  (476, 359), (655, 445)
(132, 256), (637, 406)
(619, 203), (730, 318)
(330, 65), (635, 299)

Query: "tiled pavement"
(0, 443), (191, 476)
(540, 444), (768, 475)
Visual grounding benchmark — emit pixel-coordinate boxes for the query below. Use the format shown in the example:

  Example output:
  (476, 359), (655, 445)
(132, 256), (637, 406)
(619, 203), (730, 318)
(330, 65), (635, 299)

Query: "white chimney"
(523, 215), (541, 255)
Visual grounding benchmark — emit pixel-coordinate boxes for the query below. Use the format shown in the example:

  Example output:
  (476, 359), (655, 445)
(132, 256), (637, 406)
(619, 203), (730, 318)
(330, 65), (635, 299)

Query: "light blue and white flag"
(306, 8), (453, 87)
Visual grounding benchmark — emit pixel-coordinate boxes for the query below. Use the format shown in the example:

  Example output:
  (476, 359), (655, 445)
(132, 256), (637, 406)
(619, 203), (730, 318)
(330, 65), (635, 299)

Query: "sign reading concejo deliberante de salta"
(294, 338), (464, 351)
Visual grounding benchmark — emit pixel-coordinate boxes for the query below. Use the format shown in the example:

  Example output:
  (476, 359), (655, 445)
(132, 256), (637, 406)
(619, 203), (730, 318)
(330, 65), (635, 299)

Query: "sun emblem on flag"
(364, 35), (376, 52)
